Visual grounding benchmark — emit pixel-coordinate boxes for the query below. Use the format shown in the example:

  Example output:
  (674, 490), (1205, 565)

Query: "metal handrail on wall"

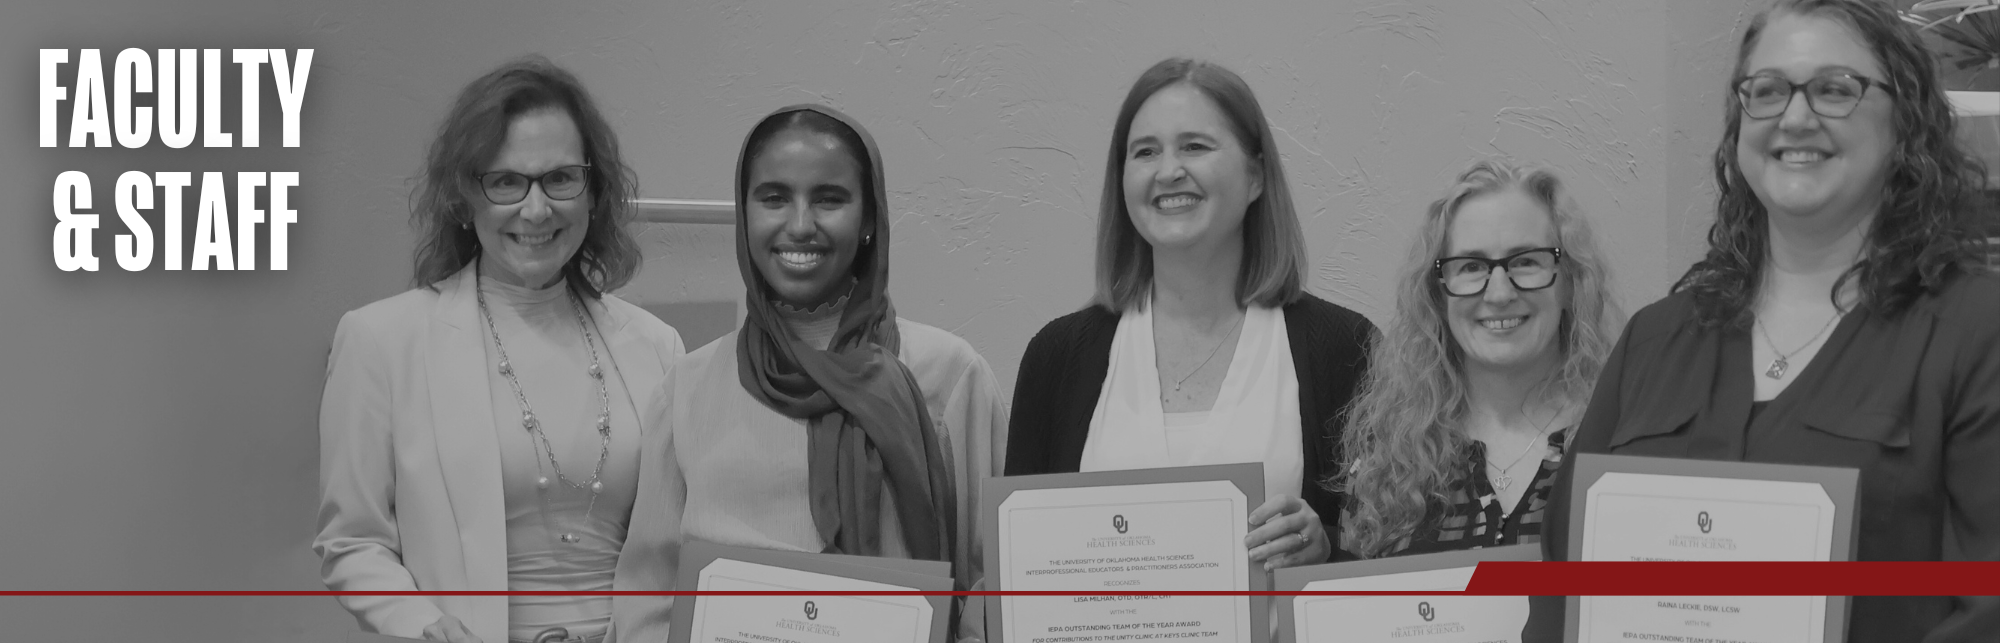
(632, 198), (734, 225)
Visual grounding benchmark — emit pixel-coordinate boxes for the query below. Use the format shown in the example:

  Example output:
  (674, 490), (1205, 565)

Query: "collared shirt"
(1543, 272), (2000, 642)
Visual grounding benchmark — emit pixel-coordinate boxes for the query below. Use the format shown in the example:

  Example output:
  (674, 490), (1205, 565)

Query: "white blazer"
(314, 264), (683, 643)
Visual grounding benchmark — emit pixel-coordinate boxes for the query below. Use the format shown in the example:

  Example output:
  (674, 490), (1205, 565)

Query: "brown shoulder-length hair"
(1093, 58), (1307, 312)
(1675, 0), (1987, 326)
(409, 55), (641, 298)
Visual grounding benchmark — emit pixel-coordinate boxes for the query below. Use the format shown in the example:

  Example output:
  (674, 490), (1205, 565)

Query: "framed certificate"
(667, 540), (954, 643)
(981, 462), (1268, 643)
(1275, 544), (1540, 643)
(1564, 453), (1860, 643)
(349, 633), (426, 643)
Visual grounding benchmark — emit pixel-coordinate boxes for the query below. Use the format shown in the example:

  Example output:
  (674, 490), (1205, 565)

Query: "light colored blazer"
(314, 264), (684, 643)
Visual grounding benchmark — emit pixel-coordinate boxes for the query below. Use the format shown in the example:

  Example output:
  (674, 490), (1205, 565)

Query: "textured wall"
(618, 0), (1693, 394)
(1, 1), (1750, 641)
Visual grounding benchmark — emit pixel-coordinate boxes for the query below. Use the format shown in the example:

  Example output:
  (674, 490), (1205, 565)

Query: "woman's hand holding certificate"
(983, 463), (1268, 643)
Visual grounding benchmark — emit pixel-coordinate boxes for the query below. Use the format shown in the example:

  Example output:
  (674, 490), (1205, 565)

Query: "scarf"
(733, 104), (956, 561)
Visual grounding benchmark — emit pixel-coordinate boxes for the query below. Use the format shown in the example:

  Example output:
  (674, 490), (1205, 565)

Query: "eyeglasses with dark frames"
(1734, 73), (1893, 120)
(475, 165), (592, 205)
(1434, 247), (1564, 297)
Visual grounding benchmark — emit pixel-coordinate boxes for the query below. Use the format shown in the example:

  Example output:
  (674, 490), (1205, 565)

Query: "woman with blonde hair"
(1338, 160), (1619, 560)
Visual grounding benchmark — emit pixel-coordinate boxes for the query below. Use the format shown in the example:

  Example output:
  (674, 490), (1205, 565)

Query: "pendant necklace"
(475, 263), (613, 546)
(1754, 309), (1843, 380)
(1487, 406), (1565, 492)
(1164, 311), (1246, 393)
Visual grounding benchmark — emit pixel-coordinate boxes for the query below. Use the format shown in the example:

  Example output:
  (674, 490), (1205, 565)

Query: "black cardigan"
(1004, 294), (1377, 540)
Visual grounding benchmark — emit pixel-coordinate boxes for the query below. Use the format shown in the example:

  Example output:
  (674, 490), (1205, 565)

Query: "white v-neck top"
(1078, 302), (1303, 501)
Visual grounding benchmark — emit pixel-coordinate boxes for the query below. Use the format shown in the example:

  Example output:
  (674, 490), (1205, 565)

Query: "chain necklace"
(1163, 311), (1246, 393)
(1486, 405), (1566, 492)
(474, 263), (612, 546)
(1754, 309), (1843, 380)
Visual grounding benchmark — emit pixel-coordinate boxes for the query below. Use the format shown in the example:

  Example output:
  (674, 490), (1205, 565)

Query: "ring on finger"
(1295, 532), (1309, 547)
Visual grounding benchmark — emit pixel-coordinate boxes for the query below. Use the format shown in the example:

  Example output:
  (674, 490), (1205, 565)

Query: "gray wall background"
(1, 1), (1756, 640)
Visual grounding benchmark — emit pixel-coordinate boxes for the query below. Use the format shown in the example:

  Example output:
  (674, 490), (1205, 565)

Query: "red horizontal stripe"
(4, 563), (1996, 596)
(0, 591), (1440, 596)
(1463, 561), (2000, 596)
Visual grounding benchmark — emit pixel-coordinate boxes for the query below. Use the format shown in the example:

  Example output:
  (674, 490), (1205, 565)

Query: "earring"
(863, 235), (873, 245)
(461, 221), (471, 230)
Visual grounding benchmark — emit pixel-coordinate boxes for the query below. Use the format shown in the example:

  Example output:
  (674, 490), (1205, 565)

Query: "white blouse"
(1078, 302), (1304, 502)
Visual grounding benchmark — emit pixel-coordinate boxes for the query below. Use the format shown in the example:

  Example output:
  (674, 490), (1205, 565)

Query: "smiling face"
(1121, 83), (1264, 256)
(473, 108), (592, 289)
(1443, 189), (1566, 375)
(1735, 11), (1895, 226)
(744, 128), (869, 309)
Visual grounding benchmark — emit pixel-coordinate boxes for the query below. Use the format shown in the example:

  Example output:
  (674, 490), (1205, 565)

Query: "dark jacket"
(1004, 294), (1377, 543)
(1541, 271), (2000, 642)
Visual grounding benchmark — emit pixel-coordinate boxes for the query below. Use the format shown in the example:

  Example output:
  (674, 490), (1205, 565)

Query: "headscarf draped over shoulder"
(732, 104), (955, 561)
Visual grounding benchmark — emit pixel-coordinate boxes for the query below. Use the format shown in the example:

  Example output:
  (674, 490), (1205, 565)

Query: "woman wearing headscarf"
(613, 105), (1008, 642)
(315, 57), (684, 643)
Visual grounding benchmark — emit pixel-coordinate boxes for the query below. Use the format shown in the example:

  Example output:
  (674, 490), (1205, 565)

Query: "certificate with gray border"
(1275, 544), (1540, 643)
(348, 633), (425, 643)
(1563, 453), (1859, 643)
(981, 462), (1268, 643)
(667, 540), (953, 643)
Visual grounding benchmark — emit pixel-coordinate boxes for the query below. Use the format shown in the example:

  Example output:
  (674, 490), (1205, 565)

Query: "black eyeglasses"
(1434, 248), (1563, 297)
(1735, 73), (1893, 120)
(474, 165), (591, 205)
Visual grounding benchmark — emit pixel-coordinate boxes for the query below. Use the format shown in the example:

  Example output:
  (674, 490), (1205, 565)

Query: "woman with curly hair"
(1544, 0), (2000, 639)
(1336, 160), (1619, 561)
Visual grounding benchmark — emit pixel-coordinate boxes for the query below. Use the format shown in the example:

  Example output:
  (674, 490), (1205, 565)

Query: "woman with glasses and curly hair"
(1336, 160), (1619, 562)
(1544, 1), (2000, 639)
(315, 57), (683, 643)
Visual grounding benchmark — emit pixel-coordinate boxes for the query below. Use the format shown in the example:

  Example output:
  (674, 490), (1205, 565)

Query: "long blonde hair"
(1336, 160), (1620, 558)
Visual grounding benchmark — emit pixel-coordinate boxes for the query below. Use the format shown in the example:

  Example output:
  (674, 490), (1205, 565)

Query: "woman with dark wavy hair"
(1545, 1), (2000, 639)
(315, 57), (683, 643)
(1338, 160), (1619, 561)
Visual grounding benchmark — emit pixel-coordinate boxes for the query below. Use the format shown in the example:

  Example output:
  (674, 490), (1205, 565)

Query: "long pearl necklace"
(474, 265), (612, 546)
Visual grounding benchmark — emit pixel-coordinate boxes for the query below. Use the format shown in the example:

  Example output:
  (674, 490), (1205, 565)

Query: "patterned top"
(1386, 429), (1569, 557)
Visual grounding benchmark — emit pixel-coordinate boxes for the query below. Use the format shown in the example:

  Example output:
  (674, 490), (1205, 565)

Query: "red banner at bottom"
(1463, 561), (2000, 595)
